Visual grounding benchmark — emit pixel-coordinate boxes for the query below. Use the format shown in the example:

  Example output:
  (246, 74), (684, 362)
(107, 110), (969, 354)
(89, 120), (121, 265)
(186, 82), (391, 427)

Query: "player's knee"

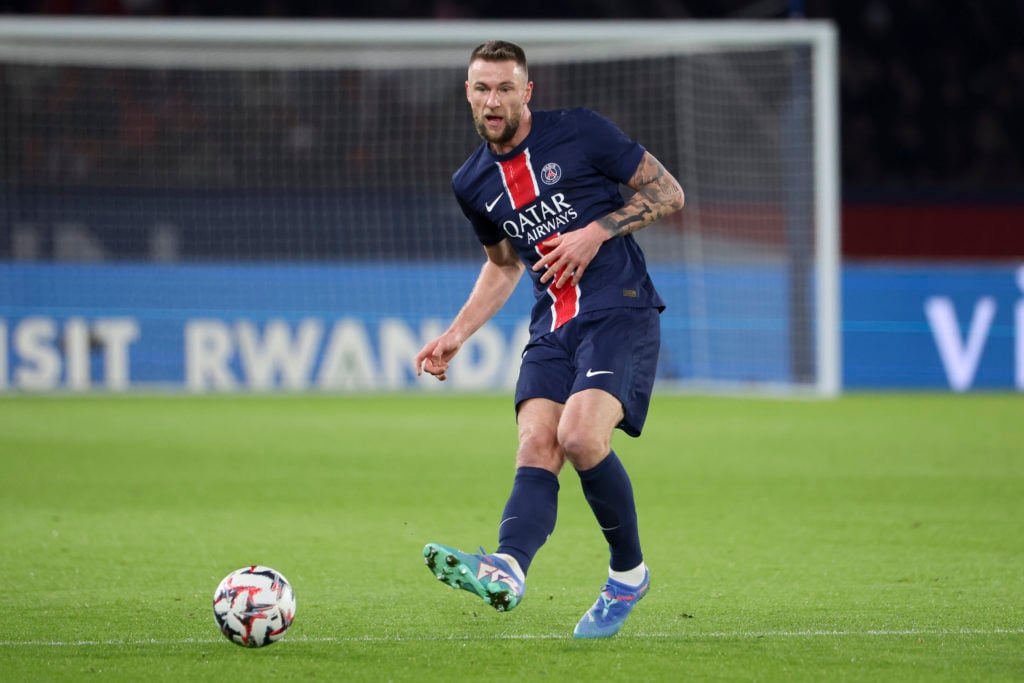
(557, 427), (610, 470)
(516, 426), (564, 473)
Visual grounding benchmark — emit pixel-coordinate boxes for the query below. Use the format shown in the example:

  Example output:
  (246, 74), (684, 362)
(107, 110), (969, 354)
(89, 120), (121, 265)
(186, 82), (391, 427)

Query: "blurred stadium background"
(2, 0), (1020, 202)
(1, 0), (1022, 393)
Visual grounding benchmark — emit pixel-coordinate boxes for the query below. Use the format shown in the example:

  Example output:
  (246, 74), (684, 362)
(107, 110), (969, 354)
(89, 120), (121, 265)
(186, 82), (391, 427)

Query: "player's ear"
(465, 80), (471, 101)
(523, 80), (533, 104)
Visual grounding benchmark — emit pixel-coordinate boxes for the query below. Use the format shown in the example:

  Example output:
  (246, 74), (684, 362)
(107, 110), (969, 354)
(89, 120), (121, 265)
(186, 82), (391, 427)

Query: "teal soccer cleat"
(423, 542), (525, 612)
(572, 569), (650, 639)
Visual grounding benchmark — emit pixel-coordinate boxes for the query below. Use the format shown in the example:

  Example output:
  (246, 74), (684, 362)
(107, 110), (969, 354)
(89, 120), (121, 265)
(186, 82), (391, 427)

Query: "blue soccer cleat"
(572, 569), (650, 639)
(423, 542), (525, 612)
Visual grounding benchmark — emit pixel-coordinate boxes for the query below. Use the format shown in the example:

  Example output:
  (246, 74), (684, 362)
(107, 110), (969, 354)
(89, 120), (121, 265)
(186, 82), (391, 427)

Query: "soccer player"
(414, 40), (684, 639)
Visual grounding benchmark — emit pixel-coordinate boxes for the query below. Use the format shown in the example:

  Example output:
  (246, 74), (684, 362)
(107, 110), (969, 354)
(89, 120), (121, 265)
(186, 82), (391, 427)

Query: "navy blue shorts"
(514, 307), (661, 437)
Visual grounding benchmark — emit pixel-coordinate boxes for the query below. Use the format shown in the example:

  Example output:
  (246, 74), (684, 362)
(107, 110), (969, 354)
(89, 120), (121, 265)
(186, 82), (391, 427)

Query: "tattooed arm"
(598, 151), (685, 239)
(533, 151), (684, 287)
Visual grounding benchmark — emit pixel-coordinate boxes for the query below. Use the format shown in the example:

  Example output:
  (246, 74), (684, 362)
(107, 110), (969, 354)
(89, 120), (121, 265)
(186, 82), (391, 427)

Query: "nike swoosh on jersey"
(586, 369), (614, 377)
(485, 193), (504, 212)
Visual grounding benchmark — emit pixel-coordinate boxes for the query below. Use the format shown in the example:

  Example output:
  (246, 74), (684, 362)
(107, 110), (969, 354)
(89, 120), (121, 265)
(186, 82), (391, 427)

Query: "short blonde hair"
(469, 40), (528, 78)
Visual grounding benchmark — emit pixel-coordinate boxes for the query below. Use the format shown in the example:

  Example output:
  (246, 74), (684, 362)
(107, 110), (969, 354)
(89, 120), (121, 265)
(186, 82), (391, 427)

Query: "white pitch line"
(1, 628), (1022, 647)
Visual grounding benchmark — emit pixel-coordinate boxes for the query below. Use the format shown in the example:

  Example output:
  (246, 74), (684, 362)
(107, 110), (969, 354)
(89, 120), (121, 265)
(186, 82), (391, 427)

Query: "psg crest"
(541, 162), (562, 185)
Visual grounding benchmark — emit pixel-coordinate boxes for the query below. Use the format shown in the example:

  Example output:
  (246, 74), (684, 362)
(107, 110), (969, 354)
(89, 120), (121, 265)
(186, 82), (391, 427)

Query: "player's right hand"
(419, 356), (449, 381)
(414, 337), (458, 381)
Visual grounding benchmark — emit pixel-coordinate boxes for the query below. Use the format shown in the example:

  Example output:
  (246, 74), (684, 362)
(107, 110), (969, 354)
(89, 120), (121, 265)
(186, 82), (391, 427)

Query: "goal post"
(0, 18), (840, 396)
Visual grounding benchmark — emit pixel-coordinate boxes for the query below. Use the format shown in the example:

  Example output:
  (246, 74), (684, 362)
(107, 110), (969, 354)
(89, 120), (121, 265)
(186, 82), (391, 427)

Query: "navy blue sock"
(577, 451), (643, 571)
(496, 466), (559, 575)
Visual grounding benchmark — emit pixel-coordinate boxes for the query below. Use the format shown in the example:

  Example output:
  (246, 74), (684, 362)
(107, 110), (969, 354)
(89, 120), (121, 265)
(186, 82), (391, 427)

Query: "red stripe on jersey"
(496, 149), (539, 210)
(536, 236), (580, 331)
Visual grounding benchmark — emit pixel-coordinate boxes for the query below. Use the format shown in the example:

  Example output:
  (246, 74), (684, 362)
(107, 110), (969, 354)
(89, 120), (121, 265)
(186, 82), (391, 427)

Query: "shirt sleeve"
(454, 184), (505, 247)
(575, 108), (646, 184)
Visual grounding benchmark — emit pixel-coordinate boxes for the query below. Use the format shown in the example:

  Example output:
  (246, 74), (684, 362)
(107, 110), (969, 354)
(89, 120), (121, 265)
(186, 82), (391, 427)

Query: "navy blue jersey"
(452, 108), (665, 341)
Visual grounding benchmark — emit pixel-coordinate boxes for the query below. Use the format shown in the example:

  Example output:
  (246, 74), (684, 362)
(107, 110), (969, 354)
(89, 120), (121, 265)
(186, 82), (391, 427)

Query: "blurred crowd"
(832, 1), (1024, 198)
(1, 0), (1022, 198)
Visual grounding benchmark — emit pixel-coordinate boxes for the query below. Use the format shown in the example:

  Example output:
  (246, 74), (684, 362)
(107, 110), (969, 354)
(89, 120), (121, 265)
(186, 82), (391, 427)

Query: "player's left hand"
(532, 223), (609, 288)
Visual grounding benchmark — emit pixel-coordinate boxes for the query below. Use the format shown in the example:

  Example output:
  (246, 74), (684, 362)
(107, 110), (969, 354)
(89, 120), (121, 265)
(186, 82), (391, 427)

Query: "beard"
(475, 112), (520, 146)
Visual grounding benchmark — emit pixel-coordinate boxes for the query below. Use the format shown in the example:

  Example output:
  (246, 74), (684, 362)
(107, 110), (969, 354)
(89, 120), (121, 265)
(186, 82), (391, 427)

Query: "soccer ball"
(212, 565), (296, 647)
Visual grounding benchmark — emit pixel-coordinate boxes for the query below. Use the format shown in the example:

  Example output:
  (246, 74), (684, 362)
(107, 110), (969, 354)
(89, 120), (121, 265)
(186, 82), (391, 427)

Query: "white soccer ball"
(212, 565), (296, 647)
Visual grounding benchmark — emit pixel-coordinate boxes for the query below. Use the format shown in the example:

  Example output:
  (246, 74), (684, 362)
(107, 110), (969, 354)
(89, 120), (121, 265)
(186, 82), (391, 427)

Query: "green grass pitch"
(1, 393), (1021, 681)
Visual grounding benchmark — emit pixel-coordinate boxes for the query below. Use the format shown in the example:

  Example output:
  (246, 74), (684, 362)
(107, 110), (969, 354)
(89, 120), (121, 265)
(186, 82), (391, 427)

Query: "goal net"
(0, 18), (839, 395)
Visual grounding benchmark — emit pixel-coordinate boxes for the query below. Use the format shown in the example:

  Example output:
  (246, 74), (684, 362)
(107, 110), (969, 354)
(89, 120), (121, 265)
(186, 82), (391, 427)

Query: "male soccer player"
(414, 40), (684, 639)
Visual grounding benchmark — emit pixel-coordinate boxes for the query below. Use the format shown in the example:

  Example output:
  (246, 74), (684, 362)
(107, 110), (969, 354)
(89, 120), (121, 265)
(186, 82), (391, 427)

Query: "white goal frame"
(0, 17), (840, 396)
